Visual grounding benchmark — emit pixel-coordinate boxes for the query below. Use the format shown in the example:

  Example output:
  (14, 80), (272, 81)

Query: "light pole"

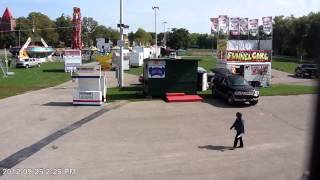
(163, 21), (167, 47)
(119, 0), (124, 88)
(118, 0), (129, 88)
(152, 6), (159, 58)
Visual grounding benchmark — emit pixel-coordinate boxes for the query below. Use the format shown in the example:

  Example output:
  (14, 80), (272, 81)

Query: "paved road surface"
(0, 78), (316, 180)
(271, 69), (317, 86)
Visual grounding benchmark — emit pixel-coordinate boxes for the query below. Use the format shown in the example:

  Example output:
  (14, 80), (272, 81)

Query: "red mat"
(166, 93), (185, 96)
(166, 94), (203, 103)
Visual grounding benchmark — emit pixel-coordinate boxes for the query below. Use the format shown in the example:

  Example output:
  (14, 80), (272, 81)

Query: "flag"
(230, 17), (240, 36)
(218, 15), (229, 35)
(249, 19), (259, 37)
(240, 18), (249, 35)
(210, 18), (219, 34)
(262, 16), (273, 35)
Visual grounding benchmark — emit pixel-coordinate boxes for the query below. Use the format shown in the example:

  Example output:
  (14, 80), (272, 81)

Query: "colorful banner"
(230, 17), (240, 36)
(218, 15), (229, 35)
(226, 50), (272, 62)
(240, 18), (249, 35)
(210, 18), (219, 34)
(249, 19), (259, 37)
(217, 39), (227, 60)
(262, 16), (273, 35)
(251, 65), (269, 75)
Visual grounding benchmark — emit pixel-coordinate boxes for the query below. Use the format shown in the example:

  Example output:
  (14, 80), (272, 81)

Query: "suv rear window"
(301, 64), (316, 68)
(228, 76), (249, 86)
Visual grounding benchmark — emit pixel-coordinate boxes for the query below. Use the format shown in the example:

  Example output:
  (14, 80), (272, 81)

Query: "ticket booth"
(71, 63), (107, 105)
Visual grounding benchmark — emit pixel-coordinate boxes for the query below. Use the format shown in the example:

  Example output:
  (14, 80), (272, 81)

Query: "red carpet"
(166, 93), (203, 103)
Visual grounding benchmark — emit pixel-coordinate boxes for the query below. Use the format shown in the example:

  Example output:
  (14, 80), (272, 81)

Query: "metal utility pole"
(152, 6), (159, 58)
(119, 0), (124, 87)
(163, 21), (167, 47)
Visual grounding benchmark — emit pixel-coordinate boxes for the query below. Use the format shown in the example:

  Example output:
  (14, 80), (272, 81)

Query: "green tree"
(28, 12), (59, 46)
(167, 28), (190, 49)
(134, 28), (152, 46)
(128, 31), (135, 46)
(0, 32), (16, 48)
(55, 14), (72, 47)
(92, 25), (120, 45)
(82, 17), (98, 47)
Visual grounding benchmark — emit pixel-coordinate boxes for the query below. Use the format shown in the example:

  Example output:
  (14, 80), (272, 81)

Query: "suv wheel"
(250, 100), (258, 105)
(212, 86), (217, 98)
(26, 64), (29, 68)
(227, 93), (235, 105)
(37, 63), (41, 67)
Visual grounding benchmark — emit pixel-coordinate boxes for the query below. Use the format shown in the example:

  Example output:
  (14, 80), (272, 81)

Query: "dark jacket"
(230, 118), (245, 133)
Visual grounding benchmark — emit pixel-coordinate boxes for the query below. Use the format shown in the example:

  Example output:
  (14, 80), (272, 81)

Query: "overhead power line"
(0, 26), (75, 33)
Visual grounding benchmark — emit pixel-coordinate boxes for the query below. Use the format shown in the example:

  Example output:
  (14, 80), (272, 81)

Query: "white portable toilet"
(112, 52), (130, 70)
(129, 52), (144, 67)
(132, 46), (151, 60)
(71, 63), (107, 105)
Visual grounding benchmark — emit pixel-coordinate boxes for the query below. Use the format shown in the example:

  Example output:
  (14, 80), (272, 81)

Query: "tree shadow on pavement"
(43, 102), (74, 107)
(198, 145), (235, 152)
(203, 99), (252, 109)
(43, 69), (65, 73)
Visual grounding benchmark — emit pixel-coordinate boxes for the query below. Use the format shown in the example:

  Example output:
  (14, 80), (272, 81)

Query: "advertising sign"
(249, 19), (259, 37)
(240, 18), (249, 35)
(226, 50), (271, 62)
(262, 16), (273, 35)
(148, 61), (166, 78)
(230, 17), (240, 36)
(217, 39), (228, 60)
(251, 65), (269, 75)
(210, 18), (219, 34)
(218, 15), (229, 35)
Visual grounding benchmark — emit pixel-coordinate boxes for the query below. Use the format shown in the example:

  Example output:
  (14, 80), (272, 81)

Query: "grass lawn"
(107, 86), (148, 102)
(0, 62), (70, 99)
(107, 83), (317, 102)
(198, 84), (317, 99)
(272, 57), (299, 74)
(258, 84), (317, 96)
(125, 67), (143, 76)
(126, 55), (217, 76)
(272, 57), (314, 74)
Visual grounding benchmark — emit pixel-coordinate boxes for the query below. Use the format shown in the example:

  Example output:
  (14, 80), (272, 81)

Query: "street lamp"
(163, 21), (167, 47)
(118, 0), (130, 88)
(152, 6), (159, 58)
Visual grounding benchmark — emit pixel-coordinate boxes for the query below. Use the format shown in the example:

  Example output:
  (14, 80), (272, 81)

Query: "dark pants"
(233, 131), (244, 148)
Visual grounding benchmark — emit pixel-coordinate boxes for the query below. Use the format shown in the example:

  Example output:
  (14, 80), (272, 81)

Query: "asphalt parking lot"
(0, 78), (317, 180)
(271, 69), (317, 86)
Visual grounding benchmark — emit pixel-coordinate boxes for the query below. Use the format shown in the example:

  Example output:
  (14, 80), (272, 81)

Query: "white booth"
(72, 63), (107, 105)
(129, 52), (144, 67)
(112, 52), (130, 70)
(64, 49), (82, 72)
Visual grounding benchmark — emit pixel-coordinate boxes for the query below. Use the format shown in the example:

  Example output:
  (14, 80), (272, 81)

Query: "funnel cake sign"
(226, 50), (271, 62)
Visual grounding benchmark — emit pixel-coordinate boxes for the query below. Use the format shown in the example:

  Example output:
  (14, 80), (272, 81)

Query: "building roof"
(2, 8), (13, 21)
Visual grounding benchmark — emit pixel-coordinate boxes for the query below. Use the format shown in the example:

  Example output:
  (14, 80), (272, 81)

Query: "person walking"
(230, 112), (245, 148)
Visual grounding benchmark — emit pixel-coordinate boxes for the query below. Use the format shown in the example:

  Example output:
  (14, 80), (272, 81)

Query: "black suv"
(294, 64), (318, 78)
(211, 68), (259, 105)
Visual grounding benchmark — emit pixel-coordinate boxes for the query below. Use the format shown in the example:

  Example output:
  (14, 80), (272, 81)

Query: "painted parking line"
(0, 100), (129, 176)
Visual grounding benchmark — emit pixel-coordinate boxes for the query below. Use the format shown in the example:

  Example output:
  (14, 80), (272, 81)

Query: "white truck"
(64, 49), (82, 72)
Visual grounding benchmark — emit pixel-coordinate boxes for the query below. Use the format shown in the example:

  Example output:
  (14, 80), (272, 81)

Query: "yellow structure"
(96, 54), (112, 71)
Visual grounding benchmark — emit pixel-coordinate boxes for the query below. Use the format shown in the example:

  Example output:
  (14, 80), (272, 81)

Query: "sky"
(1, 0), (320, 34)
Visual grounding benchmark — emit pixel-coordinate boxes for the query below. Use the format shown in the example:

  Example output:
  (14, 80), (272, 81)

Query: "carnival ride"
(9, 37), (55, 63)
